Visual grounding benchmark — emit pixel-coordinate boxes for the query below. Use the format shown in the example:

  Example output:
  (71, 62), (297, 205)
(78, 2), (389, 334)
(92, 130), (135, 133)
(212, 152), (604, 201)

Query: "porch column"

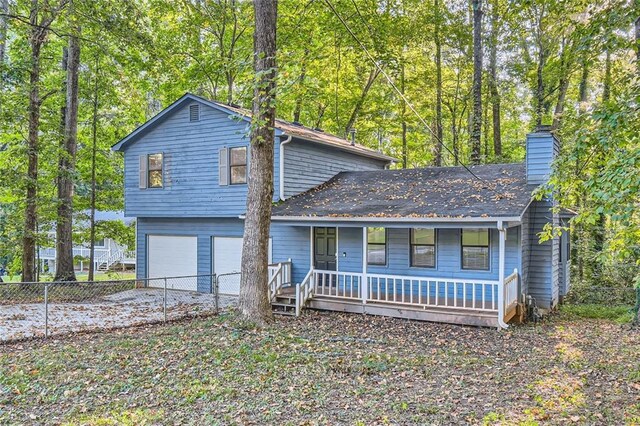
(497, 223), (508, 328)
(498, 227), (505, 285)
(309, 226), (314, 270)
(361, 227), (368, 304)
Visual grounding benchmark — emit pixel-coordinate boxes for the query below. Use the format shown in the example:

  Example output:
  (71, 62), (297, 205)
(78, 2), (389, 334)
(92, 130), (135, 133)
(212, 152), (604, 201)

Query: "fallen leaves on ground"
(0, 310), (639, 425)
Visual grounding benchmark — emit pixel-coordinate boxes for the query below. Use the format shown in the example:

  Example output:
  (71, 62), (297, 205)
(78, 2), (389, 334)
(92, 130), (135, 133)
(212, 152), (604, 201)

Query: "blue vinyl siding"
(277, 223), (522, 284)
(337, 227), (363, 273)
(270, 224), (310, 284)
(283, 140), (388, 198)
(336, 227), (519, 281)
(123, 101), (281, 217)
(524, 200), (558, 309)
(526, 131), (560, 185)
(122, 100), (389, 217)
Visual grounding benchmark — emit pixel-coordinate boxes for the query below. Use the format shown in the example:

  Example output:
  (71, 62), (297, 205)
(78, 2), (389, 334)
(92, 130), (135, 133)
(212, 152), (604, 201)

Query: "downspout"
(497, 220), (509, 329)
(279, 135), (293, 201)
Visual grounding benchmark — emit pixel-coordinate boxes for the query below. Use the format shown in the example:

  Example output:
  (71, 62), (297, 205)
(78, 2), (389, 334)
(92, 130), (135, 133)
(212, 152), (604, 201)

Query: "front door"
(314, 227), (337, 271)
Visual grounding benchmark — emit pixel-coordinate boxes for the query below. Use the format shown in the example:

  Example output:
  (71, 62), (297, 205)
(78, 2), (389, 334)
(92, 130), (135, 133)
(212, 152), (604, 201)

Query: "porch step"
(271, 295), (297, 316)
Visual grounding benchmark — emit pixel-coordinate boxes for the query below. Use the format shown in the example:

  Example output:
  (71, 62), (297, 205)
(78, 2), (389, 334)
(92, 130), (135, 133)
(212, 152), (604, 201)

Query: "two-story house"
(112, 93), (571, 328)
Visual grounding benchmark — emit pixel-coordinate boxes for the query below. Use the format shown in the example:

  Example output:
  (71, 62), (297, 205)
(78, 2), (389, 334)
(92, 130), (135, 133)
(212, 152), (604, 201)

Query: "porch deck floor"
(278, 286), (498, 312)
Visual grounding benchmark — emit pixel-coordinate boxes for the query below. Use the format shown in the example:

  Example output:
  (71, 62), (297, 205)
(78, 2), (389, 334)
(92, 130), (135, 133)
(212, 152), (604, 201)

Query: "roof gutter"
(269, 215), (522, 224)
(279, 135), (293, 201)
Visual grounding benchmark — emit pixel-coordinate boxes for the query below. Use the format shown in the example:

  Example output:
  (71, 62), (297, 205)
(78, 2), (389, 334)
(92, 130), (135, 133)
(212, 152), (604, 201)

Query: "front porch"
(268, 221), (523, 328)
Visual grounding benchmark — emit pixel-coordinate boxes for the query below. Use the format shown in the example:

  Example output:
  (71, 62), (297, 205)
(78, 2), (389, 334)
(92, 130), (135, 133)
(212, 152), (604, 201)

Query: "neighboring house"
(39, 211), (136, 274)
(112, 93), (570, 328)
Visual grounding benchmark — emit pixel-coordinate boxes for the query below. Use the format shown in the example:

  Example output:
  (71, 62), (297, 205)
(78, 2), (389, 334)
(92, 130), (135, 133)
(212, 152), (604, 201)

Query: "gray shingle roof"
(272, 163), (538, 219)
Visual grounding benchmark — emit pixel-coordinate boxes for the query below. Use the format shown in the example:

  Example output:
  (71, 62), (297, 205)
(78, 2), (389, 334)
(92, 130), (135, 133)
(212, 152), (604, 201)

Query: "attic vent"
(189, 104), (200, 122)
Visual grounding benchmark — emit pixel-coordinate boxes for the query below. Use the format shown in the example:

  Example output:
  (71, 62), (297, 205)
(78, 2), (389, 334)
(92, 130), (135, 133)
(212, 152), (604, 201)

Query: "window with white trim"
(410, 228), (436, 268)
(147, 153), (163, 188)
(229, 146), (247, 184)
(367, 227), (386, 266)
(461, 228), (490, 270)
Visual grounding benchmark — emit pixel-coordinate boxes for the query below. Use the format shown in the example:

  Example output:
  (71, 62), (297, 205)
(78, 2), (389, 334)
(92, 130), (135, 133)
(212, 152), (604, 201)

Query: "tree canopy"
(0, 0), (637, 291)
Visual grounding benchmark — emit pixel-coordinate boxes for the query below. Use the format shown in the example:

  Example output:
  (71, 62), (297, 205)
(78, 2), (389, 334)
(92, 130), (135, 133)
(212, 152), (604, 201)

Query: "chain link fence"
(0, 274), (238, 343)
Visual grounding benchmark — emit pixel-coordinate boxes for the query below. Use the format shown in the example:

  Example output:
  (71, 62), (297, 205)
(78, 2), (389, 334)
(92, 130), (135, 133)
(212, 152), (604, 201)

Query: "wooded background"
(0, 0), (638, 289)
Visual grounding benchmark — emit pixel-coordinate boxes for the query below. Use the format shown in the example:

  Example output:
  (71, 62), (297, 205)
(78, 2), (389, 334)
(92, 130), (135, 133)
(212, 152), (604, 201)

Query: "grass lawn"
(1, 309), (639, 425)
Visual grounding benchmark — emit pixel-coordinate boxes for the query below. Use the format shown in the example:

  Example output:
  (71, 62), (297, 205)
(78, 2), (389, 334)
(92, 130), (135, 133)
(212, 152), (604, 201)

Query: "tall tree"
(87, 55), (99, 282)
(343, 67), (380, 136)
(292, 48), (308, 123)
(470, 0), (483, 164)
(488, 0), (501, 159)
(533, 2), (547, 126)
(433, 0), (443, 167)
(238, 0), (277, 325)
(22, 0), (67, 283)
(400, 61), (407, 169)
(0, 0), (8, 66)
(54, 1), (80, 281)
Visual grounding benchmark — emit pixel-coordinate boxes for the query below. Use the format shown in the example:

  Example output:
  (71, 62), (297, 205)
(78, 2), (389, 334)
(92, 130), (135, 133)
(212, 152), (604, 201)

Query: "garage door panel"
(148, 235), (198, 291)
(213, 237), (272, 296)
(214, 237), (243, 295)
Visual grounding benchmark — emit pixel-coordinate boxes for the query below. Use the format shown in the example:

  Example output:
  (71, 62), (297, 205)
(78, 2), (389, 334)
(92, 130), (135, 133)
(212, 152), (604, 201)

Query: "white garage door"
(213, 237), (271, 296)
(148, 235), (198, 291)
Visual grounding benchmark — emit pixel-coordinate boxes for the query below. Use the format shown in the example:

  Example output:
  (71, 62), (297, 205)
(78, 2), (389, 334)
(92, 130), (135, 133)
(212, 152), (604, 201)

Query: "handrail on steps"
(295, 269), (314, 317)
(498, 268), (519, 329)
(268, 259), (292, 301)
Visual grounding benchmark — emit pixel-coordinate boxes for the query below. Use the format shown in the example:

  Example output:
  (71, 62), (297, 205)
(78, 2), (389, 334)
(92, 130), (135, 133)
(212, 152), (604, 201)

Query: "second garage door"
(213, 237), (272, 295)
(148, 235), (198, 291)
(213, 237), (243, 295)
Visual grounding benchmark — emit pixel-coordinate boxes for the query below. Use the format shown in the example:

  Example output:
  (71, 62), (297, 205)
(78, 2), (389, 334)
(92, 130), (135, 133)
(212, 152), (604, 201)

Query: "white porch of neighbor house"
(269, 220), (523, 328)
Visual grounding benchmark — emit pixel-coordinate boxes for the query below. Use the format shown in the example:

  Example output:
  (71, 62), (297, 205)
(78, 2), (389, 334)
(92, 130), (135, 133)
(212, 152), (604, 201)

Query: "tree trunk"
(238, 0), (277, 325)
(434, 0), (443, 167)
(488, 0), (501, 159)
(578, 58), (588, 111)
(0, 0), (8, 66)
(534, 5), (546, 127)
(552, 38), (570, 131)
(470, 0), (483, 165)
(400, 61), (407, 169)
(636, 16), (640, 75)
(22, 18), (49, 283)
(54, 17), (80, 282)
(552, 76), (569, 130)
(88, 56), (99, 282)
(603, 49), (611, 102)
(293, 49), (308, 123)
(343, 67), (380, 136)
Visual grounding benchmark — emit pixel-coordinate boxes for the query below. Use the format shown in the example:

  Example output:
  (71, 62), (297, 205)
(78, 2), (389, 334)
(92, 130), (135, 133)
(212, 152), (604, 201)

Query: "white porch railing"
(313, 270), (363, 299)
(292, 268), (521, 327)
(366, 273), (500, 312)
(39, 247), (110, 260)
(268, 260), (292, 300)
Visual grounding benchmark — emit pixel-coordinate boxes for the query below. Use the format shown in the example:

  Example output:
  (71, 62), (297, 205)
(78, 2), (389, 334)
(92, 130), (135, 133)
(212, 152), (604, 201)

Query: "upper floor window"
(229, 146), (247, 184)
(410, 228), (436, 268)
(461, 228), (490, 270)
(148, 153), (163, 188)
(367, 227), (386, 266)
